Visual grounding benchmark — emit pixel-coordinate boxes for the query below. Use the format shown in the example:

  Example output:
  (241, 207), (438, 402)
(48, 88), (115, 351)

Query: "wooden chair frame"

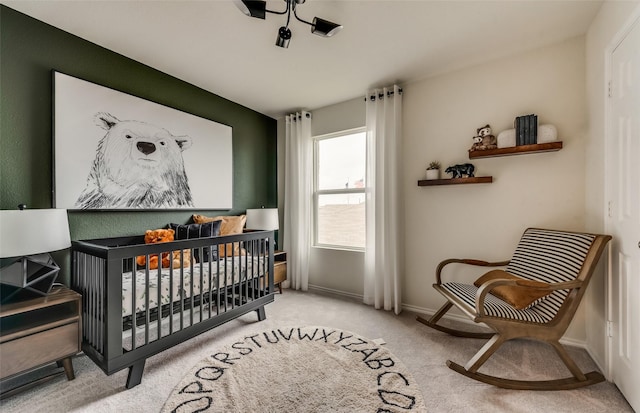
(418, 229), (612, 390)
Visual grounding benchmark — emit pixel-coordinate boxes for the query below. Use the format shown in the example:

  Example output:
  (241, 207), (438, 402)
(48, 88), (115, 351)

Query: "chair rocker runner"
(418, 228), (612, 390)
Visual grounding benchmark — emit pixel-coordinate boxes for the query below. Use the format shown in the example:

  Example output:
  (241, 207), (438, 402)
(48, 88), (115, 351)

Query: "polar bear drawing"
(75, 112), (194, 209)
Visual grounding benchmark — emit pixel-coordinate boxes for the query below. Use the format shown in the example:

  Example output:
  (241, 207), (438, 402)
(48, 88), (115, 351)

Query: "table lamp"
(246, 208), (279, 248)
(0, 207), (71, 303)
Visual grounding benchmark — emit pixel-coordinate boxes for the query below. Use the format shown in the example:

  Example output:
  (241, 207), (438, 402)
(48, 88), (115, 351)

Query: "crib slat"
(216, 251), (221, 315)
(264, 239), (268, 296)
(145, 264), (150, 346)
(169, 260), (174, 336)
(157, 263), (162, 341)
(234, 247), (238, 309)
(244, 245), (249, 304)
(131, 257), (138, 351)
(252, 241), (257, 299)
(207, 252), (212, 319)
(199, 248), (203, 323)
(180, 263), (184, 331)
(89, 255), (94, 350)
(90, 255), (96, 351)
(87, 255), (92, 350)
(223, 249), (228, 313)
(241, 244), (245, 303)
(101, 257), (105, 353)
(256, 240), (260, 297)
(88, 255), (93, 350)
(92, 256), (98, 351)
(239, 244), (244, 304)
(189, 255), (194, 327)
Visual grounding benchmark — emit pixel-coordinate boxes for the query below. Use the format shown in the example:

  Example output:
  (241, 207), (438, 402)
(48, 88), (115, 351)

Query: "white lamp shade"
(0, 209), (71, 258)
(246, 208), (279, 231)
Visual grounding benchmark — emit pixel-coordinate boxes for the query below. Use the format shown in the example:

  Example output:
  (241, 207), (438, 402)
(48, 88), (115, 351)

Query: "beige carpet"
(0, 290), (633, 412)
(162, 326), (426, 412)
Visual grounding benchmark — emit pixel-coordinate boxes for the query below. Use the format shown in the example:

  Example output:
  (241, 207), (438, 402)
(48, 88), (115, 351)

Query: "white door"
(608, 15), (640, 412)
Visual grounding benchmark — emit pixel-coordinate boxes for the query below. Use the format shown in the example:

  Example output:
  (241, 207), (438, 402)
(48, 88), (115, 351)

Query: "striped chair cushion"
(443, 229), (596, 323)
(441, 282), (551, 323)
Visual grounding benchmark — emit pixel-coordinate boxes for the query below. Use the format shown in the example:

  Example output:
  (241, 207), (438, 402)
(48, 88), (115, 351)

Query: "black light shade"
(234, 0), (343, 48)
(311, 17), (343, 37)
(234, 0), (266, 19)
(276, 27), (292, 48)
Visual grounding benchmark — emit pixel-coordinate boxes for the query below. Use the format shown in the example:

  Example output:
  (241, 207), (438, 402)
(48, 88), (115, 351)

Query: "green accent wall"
(0, 6), (278, 284)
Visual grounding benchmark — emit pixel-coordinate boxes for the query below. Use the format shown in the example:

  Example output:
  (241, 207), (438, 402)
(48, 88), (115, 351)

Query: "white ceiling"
(3, 0), (603, 119)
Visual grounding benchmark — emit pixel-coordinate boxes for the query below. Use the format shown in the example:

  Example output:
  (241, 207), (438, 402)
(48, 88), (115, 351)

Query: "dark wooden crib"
(71, 231), (275, 389)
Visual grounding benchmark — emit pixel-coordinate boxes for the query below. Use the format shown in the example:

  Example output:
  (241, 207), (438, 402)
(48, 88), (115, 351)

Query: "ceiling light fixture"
(234, 0), (343, 49)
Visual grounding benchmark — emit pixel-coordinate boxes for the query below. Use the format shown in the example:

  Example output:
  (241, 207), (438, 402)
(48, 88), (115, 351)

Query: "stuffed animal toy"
(469, 124), (497, 151)
(136, 229), (191, 269)
(445, 163), (475, 178)
(166, 249), (192, 269)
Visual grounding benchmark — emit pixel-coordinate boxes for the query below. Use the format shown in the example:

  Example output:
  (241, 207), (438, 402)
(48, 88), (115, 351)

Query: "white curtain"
(283, 111), (312, 291)
(364, 85), (403, 314)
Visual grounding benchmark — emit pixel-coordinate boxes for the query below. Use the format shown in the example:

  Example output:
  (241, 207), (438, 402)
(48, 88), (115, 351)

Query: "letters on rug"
(162, 326), (426, 412)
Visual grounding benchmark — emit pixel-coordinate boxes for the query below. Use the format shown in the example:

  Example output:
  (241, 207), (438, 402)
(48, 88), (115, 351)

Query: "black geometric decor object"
(0, 253), (60, 304)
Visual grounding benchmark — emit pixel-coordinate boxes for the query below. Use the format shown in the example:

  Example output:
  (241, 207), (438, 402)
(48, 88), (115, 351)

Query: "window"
(313, 128), (366, 250)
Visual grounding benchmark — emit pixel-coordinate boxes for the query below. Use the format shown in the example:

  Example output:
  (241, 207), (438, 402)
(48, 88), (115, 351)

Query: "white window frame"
(312, 127), (366, 251)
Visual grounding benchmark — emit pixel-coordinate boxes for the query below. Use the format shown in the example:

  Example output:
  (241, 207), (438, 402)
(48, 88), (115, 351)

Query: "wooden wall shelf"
(469, 141), (563, 159)
(418, 176), (493, 186)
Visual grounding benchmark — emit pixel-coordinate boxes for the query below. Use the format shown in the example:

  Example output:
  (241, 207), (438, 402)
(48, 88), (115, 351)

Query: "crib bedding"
(122, 256), (265, 317)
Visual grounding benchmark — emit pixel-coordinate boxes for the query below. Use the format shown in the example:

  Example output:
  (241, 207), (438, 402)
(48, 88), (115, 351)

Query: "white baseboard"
(307, 284), (364, 301)
(305, 286), (588, 349)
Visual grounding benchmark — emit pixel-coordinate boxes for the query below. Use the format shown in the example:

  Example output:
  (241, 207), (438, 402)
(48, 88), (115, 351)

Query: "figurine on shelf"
(445, 163), (475, 178)
(469, 124), (497, 151)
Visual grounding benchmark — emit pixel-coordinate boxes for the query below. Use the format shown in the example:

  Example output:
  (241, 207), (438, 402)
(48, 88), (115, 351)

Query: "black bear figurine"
(445, 163), (475, 178)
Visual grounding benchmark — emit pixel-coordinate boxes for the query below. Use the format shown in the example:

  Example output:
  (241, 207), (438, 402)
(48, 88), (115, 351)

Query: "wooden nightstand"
(0, 286), (81, 399)
(273, 250), (287, 293)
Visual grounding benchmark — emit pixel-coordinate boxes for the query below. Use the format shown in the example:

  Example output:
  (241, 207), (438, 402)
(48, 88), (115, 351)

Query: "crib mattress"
(121, 256), (265, 317)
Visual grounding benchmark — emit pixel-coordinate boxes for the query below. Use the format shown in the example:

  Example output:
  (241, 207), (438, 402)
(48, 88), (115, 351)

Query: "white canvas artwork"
(54, 72), (233, 210)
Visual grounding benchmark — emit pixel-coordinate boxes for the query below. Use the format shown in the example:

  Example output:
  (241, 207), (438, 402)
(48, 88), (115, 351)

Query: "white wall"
(279, 35), (599, 343)
(584, 0), (640, 369)
(403, 36), (589, 342)
(311, 97), (365, 137)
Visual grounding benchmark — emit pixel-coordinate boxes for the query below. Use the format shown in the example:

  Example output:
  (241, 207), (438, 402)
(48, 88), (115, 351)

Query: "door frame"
(604, 6), (640, 380)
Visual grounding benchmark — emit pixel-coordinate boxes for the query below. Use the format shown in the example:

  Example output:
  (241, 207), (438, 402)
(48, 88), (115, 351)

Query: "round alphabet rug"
(162, 326), (427, 412)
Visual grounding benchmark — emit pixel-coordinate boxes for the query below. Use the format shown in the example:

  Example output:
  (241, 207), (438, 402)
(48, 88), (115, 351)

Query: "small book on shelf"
(515, 114), (539, 145)
(515, 115), (525, 145)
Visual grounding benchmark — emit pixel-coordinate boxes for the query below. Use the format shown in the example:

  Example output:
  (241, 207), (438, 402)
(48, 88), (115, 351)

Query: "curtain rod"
(365, 88), (403, 102)
(289, 112), (312, 121)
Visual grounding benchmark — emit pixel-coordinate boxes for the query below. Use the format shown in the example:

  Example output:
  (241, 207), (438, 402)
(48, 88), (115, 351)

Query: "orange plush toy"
(136, 229), (191, 269)
(136, 229), (174, 269)
(136, 229), (191, 270)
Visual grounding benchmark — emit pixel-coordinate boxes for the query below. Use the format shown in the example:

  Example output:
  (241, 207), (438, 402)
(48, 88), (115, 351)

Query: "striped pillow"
(168, 220), (222, 263)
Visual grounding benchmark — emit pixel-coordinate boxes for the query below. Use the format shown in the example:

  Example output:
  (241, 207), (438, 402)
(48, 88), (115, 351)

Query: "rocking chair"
(418, 228), (611, 390)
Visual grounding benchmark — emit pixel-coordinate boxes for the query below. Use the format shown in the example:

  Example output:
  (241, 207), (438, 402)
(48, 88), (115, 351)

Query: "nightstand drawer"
(0, 321), (79, 379)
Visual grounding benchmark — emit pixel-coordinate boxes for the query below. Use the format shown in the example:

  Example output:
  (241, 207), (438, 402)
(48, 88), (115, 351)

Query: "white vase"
(538, 124), (558, 143)
(426, 169), (440, 180)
